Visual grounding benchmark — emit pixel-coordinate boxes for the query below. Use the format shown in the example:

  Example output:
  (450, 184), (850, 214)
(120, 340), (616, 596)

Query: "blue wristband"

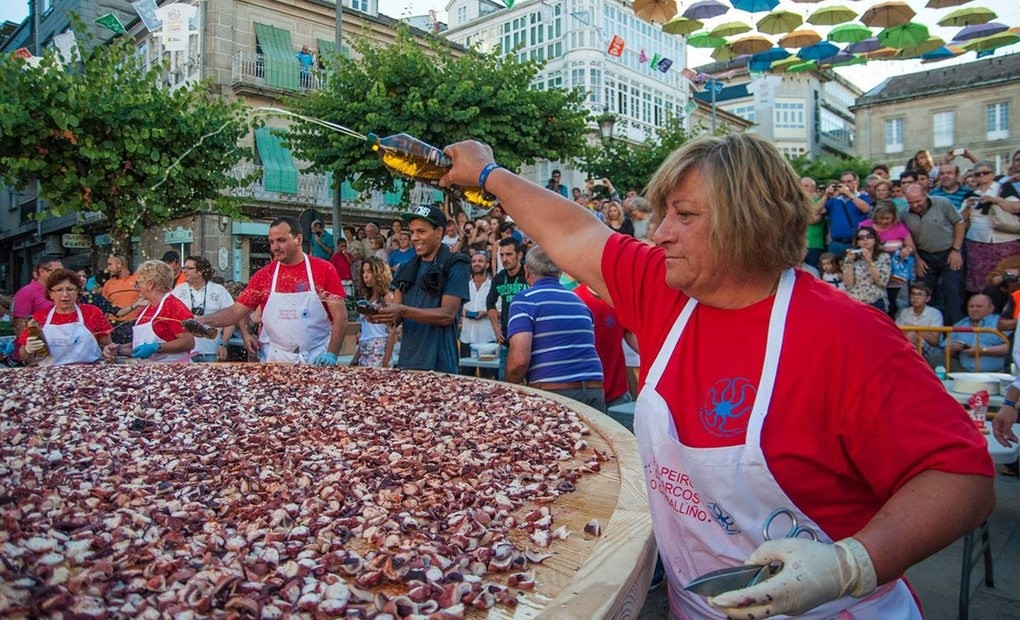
(1003, 399), (1016, 409)
(478, 162), (503, 192)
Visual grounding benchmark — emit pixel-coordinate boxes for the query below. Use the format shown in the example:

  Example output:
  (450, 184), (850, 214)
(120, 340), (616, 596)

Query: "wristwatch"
(950, 247), (961, 253)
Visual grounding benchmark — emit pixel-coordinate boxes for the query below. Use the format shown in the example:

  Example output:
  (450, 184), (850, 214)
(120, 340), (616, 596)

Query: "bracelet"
(478, 162), (503, 192)
(1003, 399), (1016, 409)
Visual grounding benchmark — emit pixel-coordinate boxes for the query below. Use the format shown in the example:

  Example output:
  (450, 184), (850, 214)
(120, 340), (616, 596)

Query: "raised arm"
(441, 141), (613, 301)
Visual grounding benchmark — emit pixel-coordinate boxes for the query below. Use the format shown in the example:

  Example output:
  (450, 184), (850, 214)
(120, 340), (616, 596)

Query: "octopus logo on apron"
(699, 376), (756, 438)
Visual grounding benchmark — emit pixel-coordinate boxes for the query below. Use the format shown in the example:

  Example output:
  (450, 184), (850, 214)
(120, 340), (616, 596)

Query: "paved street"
(639, 471), (1020, 619)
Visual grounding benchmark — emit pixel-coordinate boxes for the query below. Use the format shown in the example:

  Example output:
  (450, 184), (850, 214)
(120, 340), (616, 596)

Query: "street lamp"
(596, 111), (617, 141)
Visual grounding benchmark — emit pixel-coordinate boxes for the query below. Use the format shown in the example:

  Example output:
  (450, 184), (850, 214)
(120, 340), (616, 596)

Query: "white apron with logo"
(39, 305), (102, 366)
(634, 269), (919, 619)
(259, 256), (331, 364)
(132, 294), (191, 364)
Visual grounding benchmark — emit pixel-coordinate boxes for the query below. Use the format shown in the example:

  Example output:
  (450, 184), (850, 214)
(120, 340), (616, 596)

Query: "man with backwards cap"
(367, 204), (469, 373)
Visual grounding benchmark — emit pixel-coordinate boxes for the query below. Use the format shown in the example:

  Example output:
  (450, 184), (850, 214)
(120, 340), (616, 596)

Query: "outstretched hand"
(440, 141), (496, 190)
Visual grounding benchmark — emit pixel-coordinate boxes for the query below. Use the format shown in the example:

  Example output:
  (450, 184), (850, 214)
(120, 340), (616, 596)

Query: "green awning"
(254, 127), (298, 194)
(255, 23), (299, 90)
(317, 37), (350, 63)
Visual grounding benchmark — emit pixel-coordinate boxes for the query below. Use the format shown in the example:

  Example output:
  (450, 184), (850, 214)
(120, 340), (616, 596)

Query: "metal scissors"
(684, 508), (818, 597)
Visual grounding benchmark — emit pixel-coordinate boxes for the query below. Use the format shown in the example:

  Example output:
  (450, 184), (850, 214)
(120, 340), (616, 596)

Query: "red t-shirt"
(574, 284), (629, 402)
(237, 256), (345, 312)
(602, 234), (994, 540)
(134, 295), (192, 343)
(330, 252), (353, 282)
(16, 304), (114, 347)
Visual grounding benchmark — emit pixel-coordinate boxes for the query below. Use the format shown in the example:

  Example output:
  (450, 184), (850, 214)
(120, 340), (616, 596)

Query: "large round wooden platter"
(0, 365), (654, 619)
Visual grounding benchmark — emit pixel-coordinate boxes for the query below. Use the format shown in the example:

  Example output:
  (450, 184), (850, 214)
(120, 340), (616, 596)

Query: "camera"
(1004, 273), (1019, 283)
(847, 249), (862, 257)
(355, 300), (379, 316)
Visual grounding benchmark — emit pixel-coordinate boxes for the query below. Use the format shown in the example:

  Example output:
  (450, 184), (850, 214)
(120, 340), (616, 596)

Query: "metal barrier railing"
(898, 325), (1011, 370)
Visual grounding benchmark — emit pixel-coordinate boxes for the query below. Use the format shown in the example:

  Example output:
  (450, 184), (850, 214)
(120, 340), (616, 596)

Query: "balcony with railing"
(230, 51), (325, 95)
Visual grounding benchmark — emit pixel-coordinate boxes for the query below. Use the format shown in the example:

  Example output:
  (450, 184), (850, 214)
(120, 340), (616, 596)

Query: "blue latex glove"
(131, 342), (161, 359)
(312, 351), (338, 366)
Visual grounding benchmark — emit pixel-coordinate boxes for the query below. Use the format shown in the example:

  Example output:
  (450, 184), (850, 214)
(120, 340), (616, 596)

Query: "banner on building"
(639, 49), (648, 63)
(657, 58), (673, 73)
(156, 3), (198, 52)
(607, 35), (625, 57)
(131, 0), (162, 32)
(95, 12), (126, 35)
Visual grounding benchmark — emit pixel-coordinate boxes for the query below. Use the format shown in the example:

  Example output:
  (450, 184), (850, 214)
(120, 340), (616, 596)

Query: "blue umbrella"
(797, 41), (839, 60)
(921, 45), (960, 61)
(731, 0), (780, 14)
(749, 58), (772, 72)
(751, 47), (792, 63)
(847, 37), (883, 54)
(682, 0), (729, 20)
(951, 22), (1008, 42)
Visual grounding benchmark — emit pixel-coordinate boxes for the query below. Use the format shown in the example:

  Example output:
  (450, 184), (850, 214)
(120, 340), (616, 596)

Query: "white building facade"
(441, 0), (690, 190)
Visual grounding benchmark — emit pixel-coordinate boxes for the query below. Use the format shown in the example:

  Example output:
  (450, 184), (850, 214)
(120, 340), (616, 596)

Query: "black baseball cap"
(400, 204), (447, 229)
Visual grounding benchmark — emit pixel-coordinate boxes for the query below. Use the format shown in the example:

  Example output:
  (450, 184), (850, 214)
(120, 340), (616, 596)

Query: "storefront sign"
(164, 226), (194, 244)
(61, 234), (93, 249)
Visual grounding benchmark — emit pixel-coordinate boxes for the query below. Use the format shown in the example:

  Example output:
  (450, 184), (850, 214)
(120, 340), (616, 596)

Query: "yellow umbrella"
(711, 45), (740, 61)
(925, 0), (973, 8)
(864, 46), (900, 59)
(756, 10), (803, 35)
(962, 31), (1020, 52)
(770, 56), (801, 72)
(779, 29), (822, 48)
(633, 0), (679, 25)
(710, 21), (753, 38)
(807, 5), (857, 26)
(730, 34), (774, 55)
(896, 36), (946, 57)
(662, 16), (704, 35)
(861, 2), (916, 28)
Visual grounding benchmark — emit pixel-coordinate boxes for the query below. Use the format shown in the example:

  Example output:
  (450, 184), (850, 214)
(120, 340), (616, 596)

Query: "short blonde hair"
(645, 133), (811, 276)
(136, 260), (175, 291)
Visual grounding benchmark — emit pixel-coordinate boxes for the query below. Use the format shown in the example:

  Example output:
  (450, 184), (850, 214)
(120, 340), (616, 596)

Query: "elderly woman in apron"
(439, 134), (995, 619)
(103, 260), (194, 363)
(17, 268), (114, 365)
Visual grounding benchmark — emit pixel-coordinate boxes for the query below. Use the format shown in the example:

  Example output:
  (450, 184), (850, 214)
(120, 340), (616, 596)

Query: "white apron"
(39, 305), (102, 366)
(259, 256), (331, 364)
(634, 269), (919, 619)
(132, 294), (191, 364)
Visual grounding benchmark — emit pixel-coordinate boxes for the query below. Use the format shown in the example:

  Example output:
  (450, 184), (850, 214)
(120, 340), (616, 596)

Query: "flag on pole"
(52, 31), (78, 63)
(607, 35), (625, 57)
(650, 53), (661, 69)
(685, 100), (698, 114)
(681, 67), (697, 82)
(657, 58), (673, 73)
(131, 0), (162, 32)
(504, 0), (515, 7)
(639, 49), (648, 63)
(13, 48), (32, 60)
(570, 11), (590, 25)
(95, 13), (126, 34)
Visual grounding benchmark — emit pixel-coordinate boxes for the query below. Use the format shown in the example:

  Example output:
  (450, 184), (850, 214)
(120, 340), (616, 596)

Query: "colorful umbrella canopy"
(864, 46), (901, 59)
(925, 0), (973, 8)
(847, 36), (883, 53)
(797, 40), (840, 60)
(710, 21), (753, 37)
(818, 50), (853, 65)
(961, 31), (1020, 52)
(779, 28), (823, 47)
(683, 0), (729, 20)
(896, 35), (946, 57)
(920, 45), (964, 62)
(877, 23), (931, 49)
(633, 0), (679, 24)
(756, 10), (803, 35)
(731, 0), (780, 13)
(829, 53), (868, 67)
(662, 15), (704, 35)
(787, 60), (818, 72)
(687, 30), (729, 48)
(730, 34), (775, 55)
(751, 47), (792, 62)
(807, 5), (857, 26)
(937, 7), (997, 28)
(710, 45), (741, 61)
(860, 2), (916, 28)
(769, 56), (802, 72)
(828, 23), (873, 43)
(952, 22), (1009, 42)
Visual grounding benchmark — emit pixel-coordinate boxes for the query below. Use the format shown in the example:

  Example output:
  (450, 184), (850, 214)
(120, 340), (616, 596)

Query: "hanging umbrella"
(864, 46), (900, 59)
(807, 5), (857, 26)
(779, 28), (822, 47)
(790, 0), (824, 3)
(847, 36), (883, 53)
(633, 0), (679, 24)
(829, 54), (868, 67)
(687, 30), (728, 48)
(769, 56), (802, 72)
(662, 16), (704, 35)
(920, 45), (963, 63)
(787, 60), (817, 73)
(961, 31), (1020, 53)
(756, 10), (803, 35)
(750, 48), (790, 72)
(828, 23), (872, 44)
(896, 36), (946, 57)
(683, 0), (729, 20)
(925, 0), (974, 8)
(797, 40), (839, 60)
(860, 2), (916, 28)
(710, 21), (753, 37)
(877, 23), (930, 49)
(730, 35), (775, 55)
(731, 0), (780, 13)
(952, 22), (1009, 42)
(937, 7), (996, 28)
(817, 50), (852, 65)
(710, 45), (740, 61)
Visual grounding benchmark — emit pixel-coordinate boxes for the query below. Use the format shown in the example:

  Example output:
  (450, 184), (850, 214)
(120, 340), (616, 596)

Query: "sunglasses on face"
(856, 234), (874, 240)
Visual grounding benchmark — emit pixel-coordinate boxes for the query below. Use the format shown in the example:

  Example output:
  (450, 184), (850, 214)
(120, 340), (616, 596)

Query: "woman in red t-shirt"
(17, 269), (113, 366)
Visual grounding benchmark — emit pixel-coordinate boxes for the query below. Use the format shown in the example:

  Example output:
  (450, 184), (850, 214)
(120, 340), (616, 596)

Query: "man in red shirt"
(574, 283), (636, 410)
(196, 216), (347, 365)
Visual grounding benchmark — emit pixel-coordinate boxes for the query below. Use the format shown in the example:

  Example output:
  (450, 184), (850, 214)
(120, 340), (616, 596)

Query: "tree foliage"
(0, 22), (252, 257)
(787, 153), (878, 186)
(284, 27), (591, 197)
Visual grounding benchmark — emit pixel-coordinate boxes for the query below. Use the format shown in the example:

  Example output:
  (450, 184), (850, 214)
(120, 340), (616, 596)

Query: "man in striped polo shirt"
(505, 245), (605, 412)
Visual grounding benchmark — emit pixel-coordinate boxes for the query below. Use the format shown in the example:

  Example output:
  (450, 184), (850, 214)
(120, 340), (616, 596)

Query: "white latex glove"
(25, 337), (46, 354)
(709, 537), (876, 619)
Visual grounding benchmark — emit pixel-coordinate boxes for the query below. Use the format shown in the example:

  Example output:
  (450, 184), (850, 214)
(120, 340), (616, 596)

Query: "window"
(456, 6), (467, 24)
(775, 101), (804, 129)
(933, 111), (954, 148)
(346, 0), (368, 12)
(884, 118), (903, 154)
(988, 102), (1009, 141)
(729, 105), (756, 124)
